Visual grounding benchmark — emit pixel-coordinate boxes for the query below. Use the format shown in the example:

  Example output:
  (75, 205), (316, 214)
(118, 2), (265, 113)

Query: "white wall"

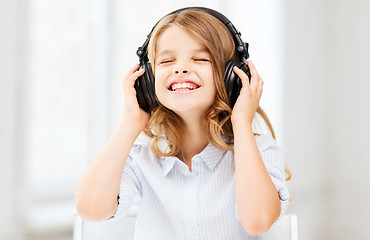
(0, 0), (26, 239)
(282, 0), (330, 239)
(326, 1), (370, 239)
(283, 0), (370, 239)
(1, 0), (91, 239)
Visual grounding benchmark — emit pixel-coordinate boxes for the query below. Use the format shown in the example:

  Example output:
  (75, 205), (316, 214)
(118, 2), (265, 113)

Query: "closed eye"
(194, 58), (210, 62)
(159, 59), (174, 64)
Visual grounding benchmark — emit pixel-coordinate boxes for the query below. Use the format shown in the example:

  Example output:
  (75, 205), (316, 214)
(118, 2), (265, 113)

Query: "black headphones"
(134, 7), (251, 113)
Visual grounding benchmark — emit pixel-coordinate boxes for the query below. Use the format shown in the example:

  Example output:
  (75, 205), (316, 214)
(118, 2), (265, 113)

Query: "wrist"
(120, 117), (145, 135)
(231, 116), (252, 129)
(232, 120), (254, 135)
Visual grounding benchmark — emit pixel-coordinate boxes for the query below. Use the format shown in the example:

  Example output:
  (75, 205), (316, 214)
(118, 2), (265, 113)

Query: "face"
(154, 25), (216, 116)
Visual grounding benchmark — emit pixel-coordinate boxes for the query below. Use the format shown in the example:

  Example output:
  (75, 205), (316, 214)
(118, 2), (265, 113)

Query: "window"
(24, 0), (101, 237)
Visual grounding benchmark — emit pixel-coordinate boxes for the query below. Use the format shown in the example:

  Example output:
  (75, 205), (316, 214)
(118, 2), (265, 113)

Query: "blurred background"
(1, 0), (369, 239)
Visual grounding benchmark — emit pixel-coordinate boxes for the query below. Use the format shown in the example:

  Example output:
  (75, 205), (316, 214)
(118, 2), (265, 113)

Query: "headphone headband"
(136, 7), (249, 63)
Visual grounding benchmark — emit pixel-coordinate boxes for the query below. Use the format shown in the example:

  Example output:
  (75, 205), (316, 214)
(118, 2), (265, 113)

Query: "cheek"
(210, 78), (219, 101)
(154, 71), (166, 98)
(207, 72), (217, 93)
(154, 80), (161, 98)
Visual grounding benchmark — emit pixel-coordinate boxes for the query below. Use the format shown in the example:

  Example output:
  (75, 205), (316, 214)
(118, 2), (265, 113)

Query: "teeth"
(171, 82), (198, 91)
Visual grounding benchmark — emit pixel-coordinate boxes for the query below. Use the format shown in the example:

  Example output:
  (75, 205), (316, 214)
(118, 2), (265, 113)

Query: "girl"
(76, 7), (290, 239)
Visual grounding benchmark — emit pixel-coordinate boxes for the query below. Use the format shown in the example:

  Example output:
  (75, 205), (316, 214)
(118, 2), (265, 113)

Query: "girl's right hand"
(122, 64), (150, 131)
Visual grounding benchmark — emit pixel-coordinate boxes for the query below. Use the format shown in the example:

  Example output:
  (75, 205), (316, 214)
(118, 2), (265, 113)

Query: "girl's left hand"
(231, 60), (263, 126)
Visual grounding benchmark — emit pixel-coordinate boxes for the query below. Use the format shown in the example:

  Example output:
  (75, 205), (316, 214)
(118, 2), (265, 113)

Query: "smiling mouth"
(169, 82), (200, 91)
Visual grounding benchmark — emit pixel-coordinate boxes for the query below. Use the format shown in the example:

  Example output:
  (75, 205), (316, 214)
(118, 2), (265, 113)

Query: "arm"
(76, 64), (149, 221)
(231, 61), (280, 235)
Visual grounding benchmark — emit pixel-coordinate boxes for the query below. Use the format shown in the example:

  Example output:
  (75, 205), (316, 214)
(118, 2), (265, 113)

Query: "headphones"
(134, 7), (251, 113)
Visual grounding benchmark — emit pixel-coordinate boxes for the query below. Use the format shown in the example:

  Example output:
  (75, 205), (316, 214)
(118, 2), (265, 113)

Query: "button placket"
(184, 173), (199, 239)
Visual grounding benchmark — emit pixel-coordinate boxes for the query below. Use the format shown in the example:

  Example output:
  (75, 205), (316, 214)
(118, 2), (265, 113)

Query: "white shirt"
(109, 134), (290, 240)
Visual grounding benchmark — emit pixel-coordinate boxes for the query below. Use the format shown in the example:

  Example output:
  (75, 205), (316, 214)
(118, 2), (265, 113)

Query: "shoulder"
(254, 134), (280, 153)
(129, 140), (153, 159)
(253, 134), (286, 175)
(123, 140), (157, 176)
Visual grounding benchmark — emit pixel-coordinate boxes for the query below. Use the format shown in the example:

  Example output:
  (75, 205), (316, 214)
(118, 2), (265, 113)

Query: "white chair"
(73, 214), (136, 240)
(74, 211), (299, 240)
(263, 214), (299, 240)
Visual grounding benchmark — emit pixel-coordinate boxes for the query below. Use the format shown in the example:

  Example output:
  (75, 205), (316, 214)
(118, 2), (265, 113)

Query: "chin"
(157, 94), (214, 116)
(166, 105), (197, 114)
(167, 103), (211, 116)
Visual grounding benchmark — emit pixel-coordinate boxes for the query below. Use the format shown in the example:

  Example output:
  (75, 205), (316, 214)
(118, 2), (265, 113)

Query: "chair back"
(74, 214), (299, 240)
(263, 214), (299, 240)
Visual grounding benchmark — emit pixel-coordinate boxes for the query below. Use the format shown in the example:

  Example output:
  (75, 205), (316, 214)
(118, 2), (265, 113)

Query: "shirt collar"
(159, 140), (228, 177)
(160, 156), (177, 177)
(197, 143), (227, 171)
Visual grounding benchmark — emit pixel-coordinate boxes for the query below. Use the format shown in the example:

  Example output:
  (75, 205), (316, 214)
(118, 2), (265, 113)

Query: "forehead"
(155, 25), (209, 55)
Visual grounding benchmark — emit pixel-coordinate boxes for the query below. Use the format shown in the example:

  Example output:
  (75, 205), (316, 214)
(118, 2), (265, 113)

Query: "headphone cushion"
(224, 60), (251, 108)
(135, 63), (158, 113)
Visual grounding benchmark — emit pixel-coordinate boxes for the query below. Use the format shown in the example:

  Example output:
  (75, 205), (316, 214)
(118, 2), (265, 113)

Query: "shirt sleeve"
(258, 134), (290, 219)
(107, 150), (143, 221)
(234, 134), (290, 221)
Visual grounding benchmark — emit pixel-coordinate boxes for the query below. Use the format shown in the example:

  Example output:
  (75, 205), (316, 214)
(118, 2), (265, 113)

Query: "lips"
(167, 79), (201, 91)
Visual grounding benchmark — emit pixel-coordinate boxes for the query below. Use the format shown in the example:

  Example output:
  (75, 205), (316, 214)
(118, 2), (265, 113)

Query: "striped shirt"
(110, 134), (290, 239)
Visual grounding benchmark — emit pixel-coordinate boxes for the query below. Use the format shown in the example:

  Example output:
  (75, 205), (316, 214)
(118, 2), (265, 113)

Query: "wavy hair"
(143, 9), (290, 180)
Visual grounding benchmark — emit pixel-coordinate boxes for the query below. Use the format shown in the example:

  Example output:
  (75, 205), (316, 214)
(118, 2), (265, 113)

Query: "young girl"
(76, 7), (290, 239)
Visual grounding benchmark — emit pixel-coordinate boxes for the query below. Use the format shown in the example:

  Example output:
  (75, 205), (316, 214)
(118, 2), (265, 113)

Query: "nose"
(174, 69), (188, 74)
(173, 63), (189, 74)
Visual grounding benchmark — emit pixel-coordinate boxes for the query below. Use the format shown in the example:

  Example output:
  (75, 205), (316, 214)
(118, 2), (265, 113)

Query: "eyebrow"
(156, 48), (210, 58)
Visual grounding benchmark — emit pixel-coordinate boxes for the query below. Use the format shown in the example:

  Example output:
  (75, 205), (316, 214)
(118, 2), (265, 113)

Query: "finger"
(124, 64), (140, 78)
(257, 78), (264, 99)
(259, 78), (264, 89)
(123, 64), (141, 86)
(126, 68), (145, 90)
(233, 66), (250, 91)
(248, 61), (262, 91)
(247, 60), (260, 79)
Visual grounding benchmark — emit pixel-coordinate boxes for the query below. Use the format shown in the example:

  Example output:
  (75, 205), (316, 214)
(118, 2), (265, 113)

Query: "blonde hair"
(143, 9), (291, 180)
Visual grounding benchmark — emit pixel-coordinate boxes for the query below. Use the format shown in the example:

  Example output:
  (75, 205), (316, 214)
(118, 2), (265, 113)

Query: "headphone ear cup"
(224, 61), (237, 107)
(134, 63), (158, 113)
(144, 63), (159, 112)
(134, 66), (148, 112)
(224, 60), (251, 108)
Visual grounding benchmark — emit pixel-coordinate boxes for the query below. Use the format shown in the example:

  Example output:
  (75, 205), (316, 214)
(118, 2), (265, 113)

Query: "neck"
(176, 112), (209, 162)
